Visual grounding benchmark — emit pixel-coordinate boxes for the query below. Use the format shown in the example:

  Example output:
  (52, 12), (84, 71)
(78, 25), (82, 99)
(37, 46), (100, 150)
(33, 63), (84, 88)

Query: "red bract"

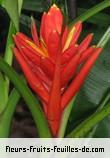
(13, 4), (102, 137)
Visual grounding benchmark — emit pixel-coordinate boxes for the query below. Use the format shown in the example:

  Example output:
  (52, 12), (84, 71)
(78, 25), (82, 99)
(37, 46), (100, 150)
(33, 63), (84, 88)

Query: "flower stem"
(58, 96), (77, 137)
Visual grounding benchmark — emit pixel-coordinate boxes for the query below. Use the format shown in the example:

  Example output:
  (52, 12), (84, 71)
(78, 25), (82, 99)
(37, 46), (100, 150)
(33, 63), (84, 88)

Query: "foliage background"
(0, 0), (110, 137)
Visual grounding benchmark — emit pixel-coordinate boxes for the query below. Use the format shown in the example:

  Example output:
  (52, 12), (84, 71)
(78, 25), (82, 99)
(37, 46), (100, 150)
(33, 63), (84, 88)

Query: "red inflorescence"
(13, 4), (102, 137)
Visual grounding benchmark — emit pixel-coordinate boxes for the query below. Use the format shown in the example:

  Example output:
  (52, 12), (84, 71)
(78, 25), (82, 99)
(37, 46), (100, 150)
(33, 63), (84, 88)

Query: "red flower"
(13, 4), (102, 137)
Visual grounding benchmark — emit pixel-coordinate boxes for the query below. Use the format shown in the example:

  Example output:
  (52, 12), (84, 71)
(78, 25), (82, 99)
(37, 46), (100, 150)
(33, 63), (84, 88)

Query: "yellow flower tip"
(26, 40), (48, 57)
(26, 40), (34, 46)
(79, 20), (82, 23)
(47, 12), (51, 15)
(90, 33), (94, 37)
(52, 4), (58, 8)
(51, 4), (59, 10)
(16, 32), (20, 35)
(92, 45), (96, 48)
(75, 44), (78, 47)
(12, 34), (15, 38)
(73, 21), (82, 29)
(31, 16), (35, 24)
(63, 26), (76, 51)
(56, 7), (60, 11)
(77, 20), (82, 24)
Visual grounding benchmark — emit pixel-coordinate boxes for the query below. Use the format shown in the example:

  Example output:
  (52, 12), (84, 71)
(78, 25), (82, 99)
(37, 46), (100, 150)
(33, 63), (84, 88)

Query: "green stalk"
(78, 8), (110, 26)
(0, 59), (51, 138)
(66, 103), (110, 138)
(4, 22), (16, 93)
(0, 88), (20, 137)
(96, 92), (110, 113)
(70, 0), (110, 25)
(4, 22), (16, 65)
(58, 96), (76, 138)
(97, 26), (110, 48)
(85, 92), (110, 138)
(4, 0), (23, 93)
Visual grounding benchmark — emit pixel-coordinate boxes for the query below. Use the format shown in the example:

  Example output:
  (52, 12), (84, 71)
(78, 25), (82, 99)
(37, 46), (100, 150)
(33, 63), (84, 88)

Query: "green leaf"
(2, 0), (19, 31)
(66, 103), (110, 138)
(0, 58), (51, 138)
(22, 0), (48, 12)
(0, 88), (20, 137)
(4, 0), (23, 94)
(81, 27), (110, 106)
(20, 14), (40, 35)
(0, 72), (8, 114)
(18, 0), (23, 14)
(90, 116), (110, 138)
(4, 22), (16, 94)
(0, 0), (3, 4)
(78, 8), (110, 26)
(69, 0), (110, 25)
(4, 22), (16, 66)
